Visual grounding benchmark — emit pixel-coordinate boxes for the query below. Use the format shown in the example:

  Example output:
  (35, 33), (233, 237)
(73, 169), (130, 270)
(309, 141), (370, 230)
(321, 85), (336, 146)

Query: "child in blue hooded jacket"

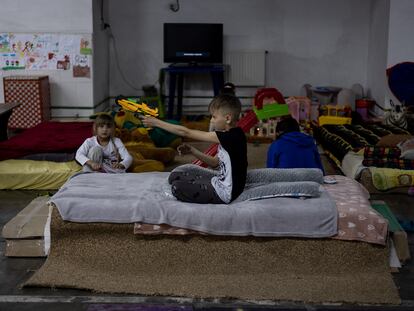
(266, 116), (324, 174)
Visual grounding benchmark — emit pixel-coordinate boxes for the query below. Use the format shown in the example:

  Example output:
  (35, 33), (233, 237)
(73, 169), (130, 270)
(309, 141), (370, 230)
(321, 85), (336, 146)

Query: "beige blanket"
(25, 209), (400, 304)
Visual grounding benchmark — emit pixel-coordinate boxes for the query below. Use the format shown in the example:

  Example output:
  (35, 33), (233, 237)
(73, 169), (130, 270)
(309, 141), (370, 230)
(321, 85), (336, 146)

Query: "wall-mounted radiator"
(224, 51), (266, 86)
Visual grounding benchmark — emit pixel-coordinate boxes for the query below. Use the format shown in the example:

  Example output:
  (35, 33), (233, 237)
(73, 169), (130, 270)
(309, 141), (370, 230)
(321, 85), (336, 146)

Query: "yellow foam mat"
(0, 160), (81, 190)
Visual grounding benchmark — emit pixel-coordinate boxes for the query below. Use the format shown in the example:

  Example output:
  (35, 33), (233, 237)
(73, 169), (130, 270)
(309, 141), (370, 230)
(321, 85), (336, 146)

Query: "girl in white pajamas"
(76, 114), (132, 173)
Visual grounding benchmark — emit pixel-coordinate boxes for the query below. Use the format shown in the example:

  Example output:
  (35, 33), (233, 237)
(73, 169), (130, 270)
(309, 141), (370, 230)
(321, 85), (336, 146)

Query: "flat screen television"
(163, 23), (223, 65)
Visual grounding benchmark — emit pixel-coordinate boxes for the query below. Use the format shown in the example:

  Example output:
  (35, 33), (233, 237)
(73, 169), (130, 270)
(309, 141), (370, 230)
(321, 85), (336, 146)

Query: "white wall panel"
(224, 51), (265, 86)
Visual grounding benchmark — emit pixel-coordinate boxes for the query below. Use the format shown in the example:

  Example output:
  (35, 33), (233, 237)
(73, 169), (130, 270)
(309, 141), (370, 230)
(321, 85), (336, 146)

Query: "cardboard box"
(5, 239), (46, 257)
(2, 196), (49, 257)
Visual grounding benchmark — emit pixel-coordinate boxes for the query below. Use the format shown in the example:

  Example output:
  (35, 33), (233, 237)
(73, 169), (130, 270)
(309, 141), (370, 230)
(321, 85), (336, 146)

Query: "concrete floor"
(1, 143), (414, 311)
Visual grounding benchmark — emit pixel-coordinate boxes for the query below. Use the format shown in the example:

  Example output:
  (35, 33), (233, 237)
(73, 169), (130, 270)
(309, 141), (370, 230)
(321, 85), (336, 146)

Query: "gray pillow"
(246, 168), (324, 185)
(235, 181), (321, 202)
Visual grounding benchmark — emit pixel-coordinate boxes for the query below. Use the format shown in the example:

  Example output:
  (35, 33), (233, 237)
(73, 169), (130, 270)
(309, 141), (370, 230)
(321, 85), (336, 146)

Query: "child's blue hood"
(279, 132), (315, 147)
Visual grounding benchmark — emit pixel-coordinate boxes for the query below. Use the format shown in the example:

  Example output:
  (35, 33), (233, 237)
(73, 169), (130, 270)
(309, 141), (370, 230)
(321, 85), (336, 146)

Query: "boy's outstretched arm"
(142, 116), (219, 143)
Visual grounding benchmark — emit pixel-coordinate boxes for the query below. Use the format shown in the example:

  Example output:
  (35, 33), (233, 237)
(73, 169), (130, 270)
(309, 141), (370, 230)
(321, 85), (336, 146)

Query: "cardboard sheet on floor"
(2, 196), (50, 257)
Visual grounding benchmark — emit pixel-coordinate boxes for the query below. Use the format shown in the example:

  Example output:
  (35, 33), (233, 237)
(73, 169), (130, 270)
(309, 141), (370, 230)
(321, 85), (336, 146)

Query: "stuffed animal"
(125, 142), (176, 164)
(384, 100), (407, 129)
(127, 149), (165, 173)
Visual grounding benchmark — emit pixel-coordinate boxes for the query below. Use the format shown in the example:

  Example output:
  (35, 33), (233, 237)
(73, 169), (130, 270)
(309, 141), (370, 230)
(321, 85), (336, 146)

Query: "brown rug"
(25, 210), (401, 305)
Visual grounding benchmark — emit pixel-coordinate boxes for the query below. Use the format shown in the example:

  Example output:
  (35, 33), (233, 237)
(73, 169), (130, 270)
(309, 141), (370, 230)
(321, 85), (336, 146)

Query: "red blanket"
(0, 121), (93, 161)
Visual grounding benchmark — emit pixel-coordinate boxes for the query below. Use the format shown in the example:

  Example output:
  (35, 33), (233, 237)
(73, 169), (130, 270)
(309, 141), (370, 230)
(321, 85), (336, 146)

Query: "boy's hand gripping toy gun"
(116, 96), (159, 118)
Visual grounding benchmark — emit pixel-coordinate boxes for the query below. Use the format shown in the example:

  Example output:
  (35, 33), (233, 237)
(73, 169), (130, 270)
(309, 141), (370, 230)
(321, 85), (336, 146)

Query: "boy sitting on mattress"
(142, 94), (247, 204)
(267, 116), (324, 174)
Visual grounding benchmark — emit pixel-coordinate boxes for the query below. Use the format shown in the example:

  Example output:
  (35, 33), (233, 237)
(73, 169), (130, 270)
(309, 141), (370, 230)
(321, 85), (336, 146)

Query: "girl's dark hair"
(219, 82), (236, 95)
(276, 116), (300, 135)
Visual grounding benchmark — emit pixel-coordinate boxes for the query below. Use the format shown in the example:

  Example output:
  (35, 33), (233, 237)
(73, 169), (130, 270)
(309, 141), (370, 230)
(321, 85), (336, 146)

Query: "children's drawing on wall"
(0, 53), (24, 70)
(59, 34), (80, 55)
(80, 37), (92, 55)
(35, 34), (60, 54)
(9, 33), (35, 58)
(0, 34), (10, 52)
(0, 32), (91, 71)
(73, 54), (90, 78)
(57, 55), (70, 70)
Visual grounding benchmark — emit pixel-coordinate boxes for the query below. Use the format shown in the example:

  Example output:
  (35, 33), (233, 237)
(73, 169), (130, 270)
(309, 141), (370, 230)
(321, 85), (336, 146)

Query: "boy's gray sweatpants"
(168, 170), (224, 204)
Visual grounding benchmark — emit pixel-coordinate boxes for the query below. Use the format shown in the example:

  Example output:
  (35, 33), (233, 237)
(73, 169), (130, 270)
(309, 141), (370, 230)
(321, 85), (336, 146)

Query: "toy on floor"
(318, 104), (352, 126)
(285, 96), (311, 124)
(239, 88), (289, 132)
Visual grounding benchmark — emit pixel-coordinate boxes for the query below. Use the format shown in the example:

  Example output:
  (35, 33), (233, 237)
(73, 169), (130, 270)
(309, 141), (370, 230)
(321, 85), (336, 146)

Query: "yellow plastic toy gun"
(116, 96), (159, 117)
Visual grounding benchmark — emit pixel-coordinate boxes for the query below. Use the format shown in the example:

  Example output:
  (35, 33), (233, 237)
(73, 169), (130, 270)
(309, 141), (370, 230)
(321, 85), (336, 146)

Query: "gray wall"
(365, 0), (414, 113)
(105, 0), (374, 113)
(373, 0), (414, 114)
(93, 0), (110, 112)
(2, 0), (413, 118)
(366, 0), (389, 115)
(387, 0), (414, 67)
(383, 0), (414, 111)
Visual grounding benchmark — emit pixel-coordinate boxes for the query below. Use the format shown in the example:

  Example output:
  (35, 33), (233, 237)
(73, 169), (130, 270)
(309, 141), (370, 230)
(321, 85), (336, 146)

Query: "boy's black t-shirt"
(214, 127), (248, 202)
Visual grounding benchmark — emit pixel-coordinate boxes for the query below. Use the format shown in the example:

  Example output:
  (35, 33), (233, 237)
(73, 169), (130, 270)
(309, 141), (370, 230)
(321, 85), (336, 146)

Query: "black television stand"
(161, 64), (225, 119)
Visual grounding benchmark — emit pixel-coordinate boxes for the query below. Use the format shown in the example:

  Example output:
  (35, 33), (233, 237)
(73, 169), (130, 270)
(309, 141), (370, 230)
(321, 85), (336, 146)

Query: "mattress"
(134, 175), (388, 245)
(48, 170), (338, 238)
(47, 171), (388, 245)
(0, 159), (81, 190)
(0, 121), (92, 161)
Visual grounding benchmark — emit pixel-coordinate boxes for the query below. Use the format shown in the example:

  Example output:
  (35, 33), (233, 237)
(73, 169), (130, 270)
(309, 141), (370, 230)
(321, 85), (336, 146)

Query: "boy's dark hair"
(276, 116), (300, 135)
(219, 82), (236, 95)
(93, 114), (115, 135)
(208, 94), (242, 121)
